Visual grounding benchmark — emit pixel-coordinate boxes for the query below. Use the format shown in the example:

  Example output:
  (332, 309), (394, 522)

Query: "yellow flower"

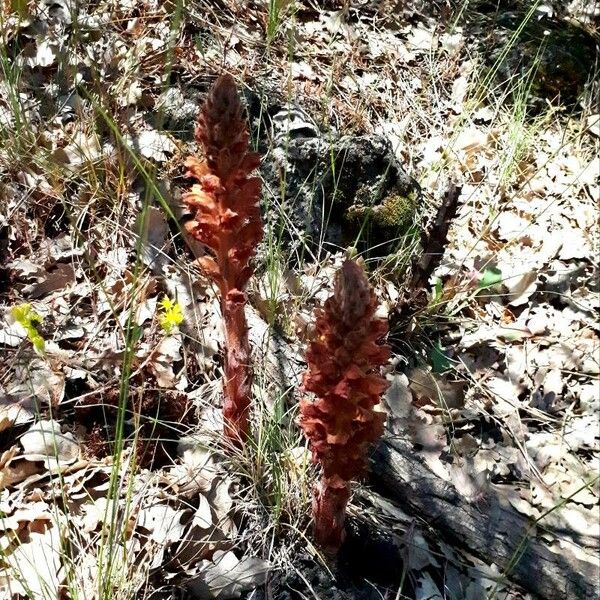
(159, 296), (184, 333)
(11, 303), (45, 354)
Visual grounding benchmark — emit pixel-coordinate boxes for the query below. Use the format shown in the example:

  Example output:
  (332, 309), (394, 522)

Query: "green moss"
(372, 191), (418, 230)
(344, 188), (419, 237)
(344, 204), (367, 223)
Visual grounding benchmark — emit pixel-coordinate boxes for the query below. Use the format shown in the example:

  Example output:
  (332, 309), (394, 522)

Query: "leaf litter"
(0, 0), (598, 598)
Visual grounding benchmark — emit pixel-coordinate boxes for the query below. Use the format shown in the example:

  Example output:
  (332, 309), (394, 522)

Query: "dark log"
(371, 436), (600, 600)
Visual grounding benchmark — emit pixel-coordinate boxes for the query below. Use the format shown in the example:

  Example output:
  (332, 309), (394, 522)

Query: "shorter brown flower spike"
(300, 259), (390, 556)
(183, 74), (262, 445)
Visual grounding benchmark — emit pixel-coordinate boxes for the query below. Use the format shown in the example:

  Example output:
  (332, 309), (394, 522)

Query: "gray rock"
(258, 116), (421, 259)
(176, 85), (421, 261)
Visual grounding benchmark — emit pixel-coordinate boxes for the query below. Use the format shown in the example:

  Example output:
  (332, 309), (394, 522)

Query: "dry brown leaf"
(7, 359), (65, 407)
(0, 453), (44, 490)
(193, 494), (213, 530)
(148, 335), (182, 388)
(23, 263), (76, 298)
(137, 503), (187, 545)
(1, 522), (62, 599)
(0, 398), (35, 432)
(186, 550), (270, 600)
(168, 438), (218, 496)
(20, 419), (80, 468)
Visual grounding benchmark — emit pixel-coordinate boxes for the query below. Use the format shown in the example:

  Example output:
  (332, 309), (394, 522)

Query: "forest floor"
(0, 1), (598, 599)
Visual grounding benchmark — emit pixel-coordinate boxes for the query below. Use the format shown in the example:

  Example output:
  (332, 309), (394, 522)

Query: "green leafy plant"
(478, 266), (503, 290)
(430, 339), (451, 374)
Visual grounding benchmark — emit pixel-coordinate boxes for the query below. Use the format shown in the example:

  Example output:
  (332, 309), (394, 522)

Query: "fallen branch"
(371, 436), (600, 600)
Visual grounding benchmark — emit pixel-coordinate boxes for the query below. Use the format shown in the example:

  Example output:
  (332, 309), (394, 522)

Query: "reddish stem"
(312, 477), (351, 557)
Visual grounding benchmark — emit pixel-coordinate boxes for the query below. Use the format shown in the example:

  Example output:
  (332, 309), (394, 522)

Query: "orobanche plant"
(300, 259), (390, 556)
(183, 74), (263, 445)
(183, 78), (390, 557)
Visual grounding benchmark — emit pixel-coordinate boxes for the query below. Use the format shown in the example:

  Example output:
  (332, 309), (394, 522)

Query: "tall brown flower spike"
(183, 74), (262, 445)
(300, 259), (390, 556)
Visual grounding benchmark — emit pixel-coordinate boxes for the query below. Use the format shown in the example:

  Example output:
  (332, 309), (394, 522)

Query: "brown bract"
(183, 74), (262, 445)
(300, 259), (390, 556)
